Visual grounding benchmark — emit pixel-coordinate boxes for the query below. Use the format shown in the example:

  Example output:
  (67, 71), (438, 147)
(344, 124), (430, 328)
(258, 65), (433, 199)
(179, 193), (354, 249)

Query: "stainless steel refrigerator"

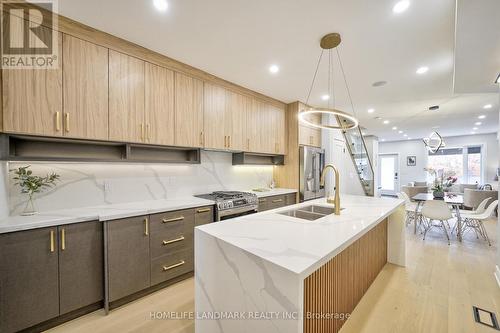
(299, 146), (326, 201)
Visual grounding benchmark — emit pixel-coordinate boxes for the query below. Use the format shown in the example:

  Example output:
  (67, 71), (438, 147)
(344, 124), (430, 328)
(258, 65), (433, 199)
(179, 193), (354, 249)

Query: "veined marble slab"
(0, 197), (215, 234)
(195, 194), (406, 333)
(197, 194), (405, 278)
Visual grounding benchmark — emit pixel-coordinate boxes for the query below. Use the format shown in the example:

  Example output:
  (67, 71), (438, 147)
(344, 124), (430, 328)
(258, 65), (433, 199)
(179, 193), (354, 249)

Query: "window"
(427, 146), (483, 184)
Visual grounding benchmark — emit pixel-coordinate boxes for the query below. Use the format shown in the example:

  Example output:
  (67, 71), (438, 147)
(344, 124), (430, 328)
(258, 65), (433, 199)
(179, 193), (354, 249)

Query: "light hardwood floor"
(46, 219), (499, 333)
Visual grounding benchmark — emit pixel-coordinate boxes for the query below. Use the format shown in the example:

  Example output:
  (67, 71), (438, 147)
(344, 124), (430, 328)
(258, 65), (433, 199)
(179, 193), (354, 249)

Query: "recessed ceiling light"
(416, 66), (429, 74)
(383, 120), (390, 124)
(471, 132), (476, 135)
(392, 126), (397, 130)
(152, 0), (168, 12)
(473, 127), (478, 130)
(478, 115), (486, 119)
(361, 131), (366, 136)
(407, 137), (412, 140)
(475, 122), (482, 126)
(381, 139), (386, 142)
(483, 104), (492, 109)
(321, 94), (330, 101)
(403, 134), (408, 137)
(269, 64), (279, 74)
(393, 0), (410, 14)
(367, 108), (375, 113)
(398, 130), (403, 134)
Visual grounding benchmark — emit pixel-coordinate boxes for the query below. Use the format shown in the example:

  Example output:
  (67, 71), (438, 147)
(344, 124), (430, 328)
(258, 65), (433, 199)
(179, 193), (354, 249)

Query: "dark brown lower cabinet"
(59, 221), (104, 314)
(0, 221), (104, 333)
(107, 215), (151, 302)
(258, 193), (297, 212)
(0, 227), (60, 333)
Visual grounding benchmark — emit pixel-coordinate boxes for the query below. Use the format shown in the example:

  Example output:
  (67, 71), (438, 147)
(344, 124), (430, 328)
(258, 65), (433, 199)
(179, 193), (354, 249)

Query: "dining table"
(412, 193), (464, 241)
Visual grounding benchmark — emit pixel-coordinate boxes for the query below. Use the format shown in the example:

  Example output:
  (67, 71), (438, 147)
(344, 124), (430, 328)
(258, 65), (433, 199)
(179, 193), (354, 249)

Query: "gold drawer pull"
(55, 112), (61, 132)
(199, 131), (203, 145)
(61, 228), (66, 251)
(144, 218), (149, 236)
(162, 236), (185, 245)
(162, 216), (185, 223)
(50, 230), (55, 253)
(196, 208), (211, 213)
(259, 199), (267, 203)
(163, 260), (185, 272)
(272, 199), (283, 203)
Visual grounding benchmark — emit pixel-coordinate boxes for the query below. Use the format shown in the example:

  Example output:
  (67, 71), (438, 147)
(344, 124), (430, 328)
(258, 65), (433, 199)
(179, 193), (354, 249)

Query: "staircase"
(336, 116), (375, 196)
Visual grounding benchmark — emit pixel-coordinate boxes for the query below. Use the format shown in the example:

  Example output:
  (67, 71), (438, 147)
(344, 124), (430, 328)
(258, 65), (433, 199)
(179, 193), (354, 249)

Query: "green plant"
(10, 166), (60, 198)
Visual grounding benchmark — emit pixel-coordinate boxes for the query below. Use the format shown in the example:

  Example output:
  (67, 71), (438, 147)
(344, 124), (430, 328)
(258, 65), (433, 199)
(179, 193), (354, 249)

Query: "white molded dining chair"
(460, 200), (498, 246)
(421, 200), (453, 245)
(453, 196), (491, 235)
(397, 192), (417, 226)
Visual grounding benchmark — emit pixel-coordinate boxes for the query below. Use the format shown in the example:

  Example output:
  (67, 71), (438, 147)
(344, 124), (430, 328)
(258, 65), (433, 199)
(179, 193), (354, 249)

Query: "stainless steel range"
(195, 191), (258, 221)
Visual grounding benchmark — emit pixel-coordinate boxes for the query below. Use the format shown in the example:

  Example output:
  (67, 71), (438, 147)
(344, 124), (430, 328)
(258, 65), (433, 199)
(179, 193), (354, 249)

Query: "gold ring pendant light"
(298, 33), (359, 130)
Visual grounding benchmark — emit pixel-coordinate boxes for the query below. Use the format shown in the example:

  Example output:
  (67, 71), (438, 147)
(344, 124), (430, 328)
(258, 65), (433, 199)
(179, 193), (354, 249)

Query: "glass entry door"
(379, 154), (399, 196)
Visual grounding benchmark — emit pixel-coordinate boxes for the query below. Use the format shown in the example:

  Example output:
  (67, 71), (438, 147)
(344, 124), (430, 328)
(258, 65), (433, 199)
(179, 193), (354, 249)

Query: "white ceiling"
(58, 0), (500, 141)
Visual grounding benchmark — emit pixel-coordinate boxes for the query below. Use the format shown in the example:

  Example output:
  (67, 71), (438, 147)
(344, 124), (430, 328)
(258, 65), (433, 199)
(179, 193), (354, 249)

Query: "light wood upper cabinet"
(63, 35), (108, 140)
(253, 101), (286, 154)
(203, 83), (227, 149)
(298, 105), (322, 147)
(109, 50), (145, 143)
(174, 72), (204, 148)
(2, 26), (62, 137)
(225, 90), (250, 151)
(271, 104), (286, 154)
(245, 100), (261, 152)
(145, 63), (175, 146)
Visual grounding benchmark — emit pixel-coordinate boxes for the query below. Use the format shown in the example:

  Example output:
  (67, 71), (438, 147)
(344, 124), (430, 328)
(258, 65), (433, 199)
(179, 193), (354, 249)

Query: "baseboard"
(495, 265), (500, 289)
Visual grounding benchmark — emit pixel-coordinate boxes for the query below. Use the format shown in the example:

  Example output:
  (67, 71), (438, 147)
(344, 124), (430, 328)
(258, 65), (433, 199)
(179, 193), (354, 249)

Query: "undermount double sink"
(278, 205), (344, 221)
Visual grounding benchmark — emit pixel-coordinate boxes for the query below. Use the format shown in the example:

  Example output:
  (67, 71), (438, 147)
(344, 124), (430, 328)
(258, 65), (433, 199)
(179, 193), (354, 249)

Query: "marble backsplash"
(1, 151), (273, 217)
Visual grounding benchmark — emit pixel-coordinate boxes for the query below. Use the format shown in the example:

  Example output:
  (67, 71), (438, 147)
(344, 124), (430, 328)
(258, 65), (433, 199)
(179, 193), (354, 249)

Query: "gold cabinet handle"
(146, 123), (151, 141)
(55, 112), (61, 132)
(50, 230), (55, 253)
(64, 113), (70, 132)
(199, 131), (203, 145)
(259, 198), (267, 203)
(162, 236), (185, 246)
(272, 199), (283, 203)
(224, 135), (227, 148)
(144, 217), (149, 236)
(228, 135), (231, 147)
(196, 208), (211, 213)
(162, 216), (185, 223)
(163, 260), (185, 272)
(140, 123), (145, 141)
(247, 138), (250, 151)
(61, 228), (66, 251)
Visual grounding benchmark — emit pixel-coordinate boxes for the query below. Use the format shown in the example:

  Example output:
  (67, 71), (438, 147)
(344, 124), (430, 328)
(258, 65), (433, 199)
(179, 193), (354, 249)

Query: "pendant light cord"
(336, 47), (357, 118)
(305, 49), (324, 106)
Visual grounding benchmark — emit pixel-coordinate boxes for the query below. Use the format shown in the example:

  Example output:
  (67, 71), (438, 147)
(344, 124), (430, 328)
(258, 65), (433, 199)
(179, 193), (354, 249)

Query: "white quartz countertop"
(0, 197), (215, 234)
(247, 188), (297, 197)
(197, 194), (404, 278)
(0, 188), (298, 234)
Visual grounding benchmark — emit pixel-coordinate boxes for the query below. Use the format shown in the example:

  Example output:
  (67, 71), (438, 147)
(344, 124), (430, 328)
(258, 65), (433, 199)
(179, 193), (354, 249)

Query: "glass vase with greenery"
(10, 166), (60, 216)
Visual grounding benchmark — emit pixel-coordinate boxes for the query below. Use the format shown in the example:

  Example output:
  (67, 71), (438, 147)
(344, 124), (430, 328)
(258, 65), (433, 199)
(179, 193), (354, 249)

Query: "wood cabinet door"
(245, 99), (261, 152)
(145, 63), (175, 145)
(0, 227), (59, 333)
(255, 100), (274, 154)
(58, 221), (103, 315)
(203, 82), (227, 149)
(271, 105), (286, 154)
(107, 216), (150, 302)
(109, 50), (145, 143)
(225, 90), (250, 151)
(174, 72), (204, 148)
(2, 23), (62, 137)
(63, 34), (108, 140)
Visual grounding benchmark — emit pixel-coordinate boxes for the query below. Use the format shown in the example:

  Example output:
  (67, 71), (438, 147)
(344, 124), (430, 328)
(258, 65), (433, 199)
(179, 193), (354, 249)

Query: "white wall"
(322, 115), (365, 196)
(2, 151), (273, 216)
(379, 132), (499, 190)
